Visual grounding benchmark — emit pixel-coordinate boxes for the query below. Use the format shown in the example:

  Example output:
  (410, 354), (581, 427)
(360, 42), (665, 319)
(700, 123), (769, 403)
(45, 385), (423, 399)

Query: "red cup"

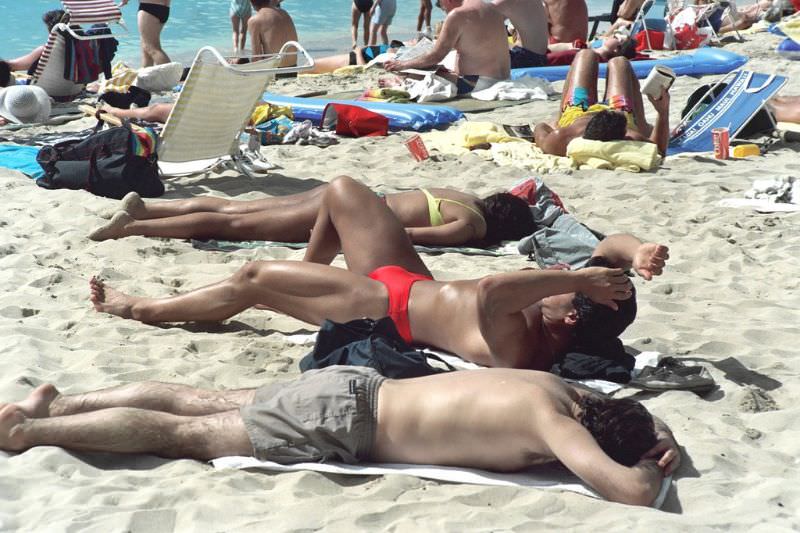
(712, 127), (729, 160)
(405, 135), (430, 162)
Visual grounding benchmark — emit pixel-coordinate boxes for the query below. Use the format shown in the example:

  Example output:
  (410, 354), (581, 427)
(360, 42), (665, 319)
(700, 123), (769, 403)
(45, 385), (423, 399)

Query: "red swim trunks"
(368, 265), (432, 344)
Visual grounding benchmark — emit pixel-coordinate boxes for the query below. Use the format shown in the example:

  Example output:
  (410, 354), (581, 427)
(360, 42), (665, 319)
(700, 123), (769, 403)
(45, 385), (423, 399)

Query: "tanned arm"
(647, 88), (671, 156)
(591, 233), (670, 280)
(405, 220), (478, 246)
(540, 411), (665, 505)
(383, 11), (462, 71)
(476, 268), (633, 367)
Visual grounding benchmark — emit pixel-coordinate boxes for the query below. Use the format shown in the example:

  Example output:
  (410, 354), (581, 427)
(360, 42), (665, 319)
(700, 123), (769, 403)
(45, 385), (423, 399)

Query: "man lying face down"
(0, 366), (679, 506)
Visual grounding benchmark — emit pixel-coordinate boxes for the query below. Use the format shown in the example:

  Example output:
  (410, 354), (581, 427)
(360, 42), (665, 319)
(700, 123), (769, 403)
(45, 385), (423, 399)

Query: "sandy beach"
(1, 29), (799, 531)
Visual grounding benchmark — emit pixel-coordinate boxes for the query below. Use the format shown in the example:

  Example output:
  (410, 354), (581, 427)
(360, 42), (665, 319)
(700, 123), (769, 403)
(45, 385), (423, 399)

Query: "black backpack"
(35, 121), (164, 199)
(300, 317), (455, 379)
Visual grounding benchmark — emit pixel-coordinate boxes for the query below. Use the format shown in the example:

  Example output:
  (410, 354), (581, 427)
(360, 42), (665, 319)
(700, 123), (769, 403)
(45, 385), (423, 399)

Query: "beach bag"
(321, 103), (389, 137)
(299, 317), (455, 379)
(36, 121), (164, 199)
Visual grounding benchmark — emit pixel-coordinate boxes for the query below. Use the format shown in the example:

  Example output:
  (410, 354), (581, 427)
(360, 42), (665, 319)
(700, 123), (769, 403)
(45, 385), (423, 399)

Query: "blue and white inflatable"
(511, 48), (748, 81)
(777, 38), (800, 60)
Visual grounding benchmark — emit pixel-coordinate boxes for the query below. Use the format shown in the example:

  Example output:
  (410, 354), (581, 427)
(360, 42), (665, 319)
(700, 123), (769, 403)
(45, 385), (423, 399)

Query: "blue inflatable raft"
(777, 37), (800, 59)
(511, 48), (748, 81)
(261, 93), (464, 131)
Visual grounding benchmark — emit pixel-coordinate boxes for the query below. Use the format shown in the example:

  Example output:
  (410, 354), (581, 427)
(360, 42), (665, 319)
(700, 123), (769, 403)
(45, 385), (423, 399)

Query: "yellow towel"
(779, 16), (800, 43)
(423, 121), (527, 153)
(566, 138), (661, 172)
(250, 103), (293, 125)
(100, 61), (138, 94)
(489, 142), (574, 173)
(332, 65), (366, 76)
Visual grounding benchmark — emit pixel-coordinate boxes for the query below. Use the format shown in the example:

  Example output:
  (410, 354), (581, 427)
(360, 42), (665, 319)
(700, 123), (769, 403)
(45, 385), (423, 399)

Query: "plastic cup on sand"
(405, 135), (430, 162)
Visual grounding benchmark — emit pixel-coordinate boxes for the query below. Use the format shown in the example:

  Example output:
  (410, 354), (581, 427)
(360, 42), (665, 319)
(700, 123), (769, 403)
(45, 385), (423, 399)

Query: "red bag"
(634, 30), (666, 51)
(321, 103), (389, 137)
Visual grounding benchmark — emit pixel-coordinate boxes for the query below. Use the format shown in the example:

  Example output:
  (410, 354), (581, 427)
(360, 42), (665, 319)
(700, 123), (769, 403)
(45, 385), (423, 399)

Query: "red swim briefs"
(368, 265), (432, 344)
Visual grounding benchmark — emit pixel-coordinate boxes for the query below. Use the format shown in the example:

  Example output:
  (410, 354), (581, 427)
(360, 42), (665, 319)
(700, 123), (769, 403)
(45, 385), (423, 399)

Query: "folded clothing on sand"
(566, 138), (662, 172)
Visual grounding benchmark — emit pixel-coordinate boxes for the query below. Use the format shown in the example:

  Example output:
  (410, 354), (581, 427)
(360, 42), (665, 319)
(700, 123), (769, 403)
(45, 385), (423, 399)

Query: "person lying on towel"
(88, 182), (536, 248)
(90, 175), (670, 372)
(382, 0), (510, 95)
(0, 366), (679, 505)
(534, 50), (671, 156)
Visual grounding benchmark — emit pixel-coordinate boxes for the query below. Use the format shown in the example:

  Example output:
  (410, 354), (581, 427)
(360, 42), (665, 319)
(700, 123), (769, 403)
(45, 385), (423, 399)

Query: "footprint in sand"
(738, 387), (778, 413)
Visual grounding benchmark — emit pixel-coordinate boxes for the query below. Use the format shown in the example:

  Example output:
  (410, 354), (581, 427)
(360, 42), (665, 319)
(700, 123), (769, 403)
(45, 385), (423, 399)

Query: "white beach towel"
(718, 175), (800, 212)
(211, 456), (672, 509)
(470, 77), (553, 102)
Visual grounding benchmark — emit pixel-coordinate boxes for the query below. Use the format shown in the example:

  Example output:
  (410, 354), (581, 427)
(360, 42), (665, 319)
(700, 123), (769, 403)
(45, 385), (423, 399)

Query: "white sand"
(1, 31), (799, 530)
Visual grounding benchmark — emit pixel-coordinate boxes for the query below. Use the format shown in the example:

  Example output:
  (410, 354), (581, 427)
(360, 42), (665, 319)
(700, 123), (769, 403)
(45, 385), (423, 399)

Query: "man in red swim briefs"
(90, 176), (669, 370)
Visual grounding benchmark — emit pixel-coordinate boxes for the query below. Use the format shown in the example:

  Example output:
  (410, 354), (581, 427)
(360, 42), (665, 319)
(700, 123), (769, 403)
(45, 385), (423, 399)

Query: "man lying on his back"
(0, 366), (679, 505)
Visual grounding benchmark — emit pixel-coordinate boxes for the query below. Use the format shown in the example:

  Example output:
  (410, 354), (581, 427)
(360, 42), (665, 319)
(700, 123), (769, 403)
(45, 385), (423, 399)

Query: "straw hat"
(0, 85), (52, 124)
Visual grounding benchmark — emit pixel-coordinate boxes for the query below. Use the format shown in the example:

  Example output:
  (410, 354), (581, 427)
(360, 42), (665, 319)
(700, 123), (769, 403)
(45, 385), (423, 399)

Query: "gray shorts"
(240, 366), (386, 464)
(371, 0), (397, 25)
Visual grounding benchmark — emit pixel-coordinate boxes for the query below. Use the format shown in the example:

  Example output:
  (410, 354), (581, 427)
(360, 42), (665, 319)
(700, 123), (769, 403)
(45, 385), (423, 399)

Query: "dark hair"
(0, 61), (11, 88)
(481, 192), (536, 246)
(578, 395), (657, 466)
(583, 110), (628, 141)
(572, 256), (637, 344)
(43, 9), (66, 32)
(619, 37), (638, 59)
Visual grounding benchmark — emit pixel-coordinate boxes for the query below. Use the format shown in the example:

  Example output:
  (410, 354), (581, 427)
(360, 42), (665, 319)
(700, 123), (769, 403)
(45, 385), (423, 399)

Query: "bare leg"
(363, 14), (371, 46)
(138, 10), (170, 67)
(303, 176), (431, 277)
(380, 24), (390, 45)
(351, 5), (361, 47)
(122, 186), (327, 220)
(604, 56), (650, 135)
(101, 103), (173, 124)
(559, 49), (599, 113)
(89, 200), (321, 241)
(769, 96), (800, 123)
(0, 405), (252, 459)
(239, 14), (250, 52)
(231, 15), (240, 53)
(89, 255), (388, 325)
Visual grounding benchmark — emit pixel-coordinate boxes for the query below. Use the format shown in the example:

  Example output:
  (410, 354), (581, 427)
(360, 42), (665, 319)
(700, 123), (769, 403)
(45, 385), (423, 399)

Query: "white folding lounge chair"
(31, 0), (125, 99)
(157, 42), (314, 177)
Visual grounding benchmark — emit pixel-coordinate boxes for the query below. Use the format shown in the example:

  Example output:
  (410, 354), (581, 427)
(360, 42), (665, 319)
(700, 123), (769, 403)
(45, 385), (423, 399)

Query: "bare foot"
(88, 211), (134, 241)
(16, 384), (60, 419)
(120, 192), (147, 219)
(89, 276), (138, 319)
(0, 405), (28, 452)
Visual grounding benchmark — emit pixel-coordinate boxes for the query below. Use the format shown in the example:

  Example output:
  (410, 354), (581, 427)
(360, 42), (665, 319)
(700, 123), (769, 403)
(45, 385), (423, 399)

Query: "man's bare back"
(492, 0), (549, 55)
(248, 1), (298, 67)
(543, 0), (588, 43)
(384, 0), (509, 80)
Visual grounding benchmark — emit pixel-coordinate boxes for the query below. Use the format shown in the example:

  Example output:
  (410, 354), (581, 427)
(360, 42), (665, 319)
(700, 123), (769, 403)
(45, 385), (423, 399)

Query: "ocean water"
(0, 0), (611, 66)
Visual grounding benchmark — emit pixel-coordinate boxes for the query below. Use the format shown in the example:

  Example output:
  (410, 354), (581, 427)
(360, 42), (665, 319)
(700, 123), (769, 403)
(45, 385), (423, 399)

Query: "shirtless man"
(90, 176), (669, 370)
(248, 0), (298, 67)
(493, 0), (549, 68)
(383, 0), (510, 95)
(0, 366), (680, 505)
(543, 0), (589, 44)
(534, 49), (670, 157)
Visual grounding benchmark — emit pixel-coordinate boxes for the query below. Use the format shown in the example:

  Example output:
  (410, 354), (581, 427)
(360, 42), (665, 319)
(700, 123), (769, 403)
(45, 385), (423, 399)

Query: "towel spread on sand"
(778, 17), (800, 43)
(488, 142), (575, 173)
(0, 144), (44, 178)
(566, 138), (662, 172)
(191, 239), (520, 257)
(470, 77), (552, 102)
(422, 121), (529, 154)
(212, 349), (671, 507)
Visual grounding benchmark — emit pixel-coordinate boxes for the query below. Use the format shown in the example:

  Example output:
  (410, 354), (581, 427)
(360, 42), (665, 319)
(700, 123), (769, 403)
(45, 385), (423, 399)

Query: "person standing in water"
(120, 0), (172, 67)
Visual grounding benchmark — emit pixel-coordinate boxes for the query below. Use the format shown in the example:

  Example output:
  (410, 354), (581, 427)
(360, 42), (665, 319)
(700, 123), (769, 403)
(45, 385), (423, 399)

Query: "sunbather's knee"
(327, 175), (365, 202)
(232, 261), (271, 288)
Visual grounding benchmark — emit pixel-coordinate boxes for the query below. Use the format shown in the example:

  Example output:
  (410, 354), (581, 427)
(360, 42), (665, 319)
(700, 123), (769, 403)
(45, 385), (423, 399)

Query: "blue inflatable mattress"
(511, 48), (748, 81)
(261, 93), (464, 131)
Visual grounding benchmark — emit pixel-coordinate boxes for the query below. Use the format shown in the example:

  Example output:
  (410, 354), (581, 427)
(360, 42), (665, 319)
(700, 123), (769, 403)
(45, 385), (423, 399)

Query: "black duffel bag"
(36, 121), (164, 199)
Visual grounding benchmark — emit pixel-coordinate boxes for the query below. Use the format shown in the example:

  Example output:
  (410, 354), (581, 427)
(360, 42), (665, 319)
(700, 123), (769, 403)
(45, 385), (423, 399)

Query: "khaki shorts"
(240, 366), (386, 464)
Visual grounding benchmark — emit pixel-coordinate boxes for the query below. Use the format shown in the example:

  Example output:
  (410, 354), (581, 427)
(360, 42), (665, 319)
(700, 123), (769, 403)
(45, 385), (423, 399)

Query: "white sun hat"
(0, 85), (52, 124)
